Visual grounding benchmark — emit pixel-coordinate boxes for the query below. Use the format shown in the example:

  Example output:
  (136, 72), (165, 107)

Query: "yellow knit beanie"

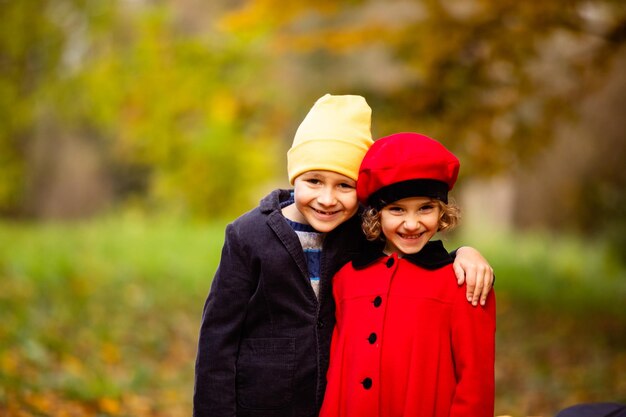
(287, 94), (373, 184)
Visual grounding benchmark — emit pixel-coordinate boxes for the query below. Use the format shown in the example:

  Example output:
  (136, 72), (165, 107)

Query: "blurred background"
(1, 0), (625, 416)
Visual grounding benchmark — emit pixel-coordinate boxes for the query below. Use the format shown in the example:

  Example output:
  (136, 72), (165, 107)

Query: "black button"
(386, 257), (394, 268)
(367, 333), (377, 344)
(362, 377), (372, 389)
(317, 320), (324, 328)
(373, 296), (382, 307)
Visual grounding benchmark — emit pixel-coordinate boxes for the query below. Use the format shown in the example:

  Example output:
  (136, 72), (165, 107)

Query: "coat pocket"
(236, 337), (296, 410)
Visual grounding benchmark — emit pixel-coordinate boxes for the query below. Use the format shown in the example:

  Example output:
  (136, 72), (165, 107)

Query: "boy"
(193, 95), (493, 417)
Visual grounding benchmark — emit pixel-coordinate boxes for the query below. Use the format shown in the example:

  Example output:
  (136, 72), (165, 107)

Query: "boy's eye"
(306, 178), (322, 185)
(338, 182), (355, 189)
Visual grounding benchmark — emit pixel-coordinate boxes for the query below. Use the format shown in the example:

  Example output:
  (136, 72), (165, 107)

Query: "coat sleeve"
(449, 287), (496, 417)
(193, 223), (257, 417)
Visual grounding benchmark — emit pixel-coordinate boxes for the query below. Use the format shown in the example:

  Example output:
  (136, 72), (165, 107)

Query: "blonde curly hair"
(361, 198), (460, 241)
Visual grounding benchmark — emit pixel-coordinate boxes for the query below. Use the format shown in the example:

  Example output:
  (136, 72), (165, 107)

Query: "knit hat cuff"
(287, 138), (370, 183)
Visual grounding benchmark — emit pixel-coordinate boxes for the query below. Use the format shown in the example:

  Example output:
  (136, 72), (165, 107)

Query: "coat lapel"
(352, 240), (453, 270)
(267, 210), (311, 282)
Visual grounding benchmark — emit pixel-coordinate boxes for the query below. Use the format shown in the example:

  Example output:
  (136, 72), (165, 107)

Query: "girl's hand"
(453, 246), (494, 306)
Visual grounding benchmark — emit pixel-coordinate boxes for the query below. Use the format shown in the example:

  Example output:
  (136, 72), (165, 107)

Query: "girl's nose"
(403, 216), (419, 230)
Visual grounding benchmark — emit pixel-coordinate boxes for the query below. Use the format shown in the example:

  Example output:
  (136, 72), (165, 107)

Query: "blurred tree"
(0, 1), (63, 214)
(0, 1), (279, 218)
(69, 4), (279, 217)
(0, 0), (117, 216)
(220, 0), (625, 173)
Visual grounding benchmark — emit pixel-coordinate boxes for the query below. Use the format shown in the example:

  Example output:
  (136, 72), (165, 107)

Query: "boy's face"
(381, 196), (441, 255)
(291, 170), (359, 233)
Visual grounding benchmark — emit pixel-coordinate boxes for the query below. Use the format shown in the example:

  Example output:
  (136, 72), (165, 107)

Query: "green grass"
(451, 230), (626, 415)
(0, 217), (624, 416)
(453, 230), (626, 317)
(0, 214), (227, 416)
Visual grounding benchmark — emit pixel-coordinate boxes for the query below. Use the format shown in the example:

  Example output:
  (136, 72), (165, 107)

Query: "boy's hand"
(453, 246), (494, 306)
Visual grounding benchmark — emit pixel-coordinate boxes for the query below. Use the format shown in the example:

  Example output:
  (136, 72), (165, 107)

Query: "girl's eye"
(387, 206), (404, 213)
(420, 205), (434, 212)
(338, 182), (355, 189)
(306, 178), (322, 185)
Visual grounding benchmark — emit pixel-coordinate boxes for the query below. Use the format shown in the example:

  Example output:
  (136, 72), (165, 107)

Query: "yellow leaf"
(98, 397), (121, 415)
(209, 93), (238, 124)
(0, 350), (19, 376)
(100, 342), (121, 364)
(24, 392), (53, 413)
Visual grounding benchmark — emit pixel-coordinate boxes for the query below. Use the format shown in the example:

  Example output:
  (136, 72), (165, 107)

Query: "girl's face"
(381, 196), (441, 256)
(288, 170), (358, 233)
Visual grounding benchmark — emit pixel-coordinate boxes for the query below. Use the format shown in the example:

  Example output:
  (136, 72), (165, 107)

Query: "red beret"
(357, 132), (460, 208)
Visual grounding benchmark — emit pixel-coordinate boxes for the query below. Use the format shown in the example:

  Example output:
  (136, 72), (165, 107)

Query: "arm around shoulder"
(452, 246), (495, 306)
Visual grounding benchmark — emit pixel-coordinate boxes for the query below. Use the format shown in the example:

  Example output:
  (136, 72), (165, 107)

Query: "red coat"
(319, 241), (495, 417)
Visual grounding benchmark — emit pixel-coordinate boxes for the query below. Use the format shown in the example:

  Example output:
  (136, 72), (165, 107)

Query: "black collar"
(352, 239), (453, 271)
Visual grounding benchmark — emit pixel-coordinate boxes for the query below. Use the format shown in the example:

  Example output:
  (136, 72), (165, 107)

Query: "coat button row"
(362, 377), (373, 389)
(367, 333), (377, 344)
(386, 257), (395, 268)
(372, 296), (382, 307)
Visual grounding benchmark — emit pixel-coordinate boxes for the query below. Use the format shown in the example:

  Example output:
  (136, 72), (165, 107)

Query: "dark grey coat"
(193, 189), (363, 417)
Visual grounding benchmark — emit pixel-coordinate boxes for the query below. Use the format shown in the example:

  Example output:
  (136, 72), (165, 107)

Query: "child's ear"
(437, 212), (446, 231)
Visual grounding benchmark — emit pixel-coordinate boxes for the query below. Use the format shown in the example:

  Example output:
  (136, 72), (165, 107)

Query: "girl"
(320, 132), (496, 417)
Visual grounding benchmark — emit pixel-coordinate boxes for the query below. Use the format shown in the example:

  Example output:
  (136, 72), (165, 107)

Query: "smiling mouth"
(398, 232), (424, 240)
(313, 208), (340, 216)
